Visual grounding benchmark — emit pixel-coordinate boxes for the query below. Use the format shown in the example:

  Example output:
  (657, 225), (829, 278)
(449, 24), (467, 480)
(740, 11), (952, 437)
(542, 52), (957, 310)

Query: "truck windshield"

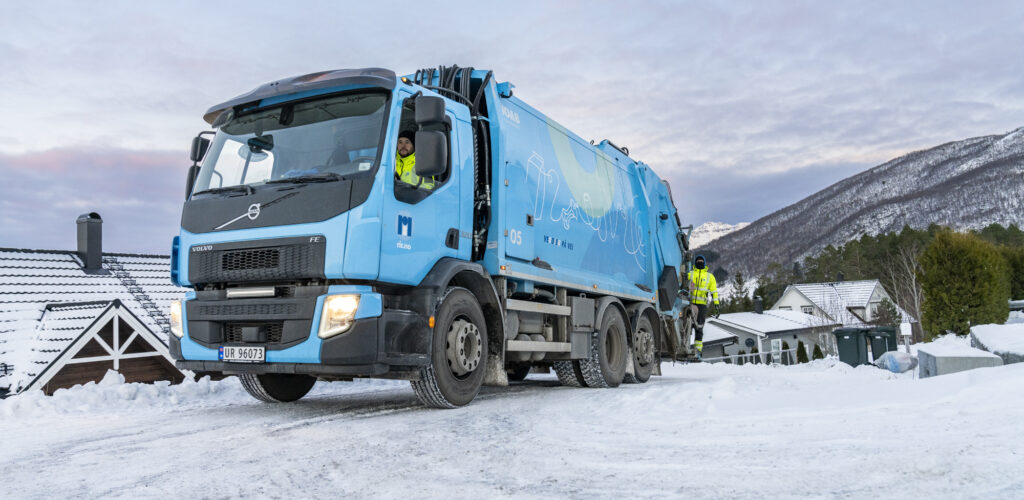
(192, 92), (388, 195)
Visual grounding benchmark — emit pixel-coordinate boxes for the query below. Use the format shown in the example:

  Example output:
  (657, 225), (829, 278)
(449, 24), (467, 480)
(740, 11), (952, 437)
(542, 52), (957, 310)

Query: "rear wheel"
(578, 306), (628, 388)
(624, 315), (655, 384)
(239, 373), (316, 403)
(411, 287), (488, 408)
(553, 360), (586, 387)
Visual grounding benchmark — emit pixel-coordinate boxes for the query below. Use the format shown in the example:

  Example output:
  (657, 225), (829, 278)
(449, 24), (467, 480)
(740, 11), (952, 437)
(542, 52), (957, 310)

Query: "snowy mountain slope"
(690, 221), (750, 249)
(2, 359), (1023, 498)
(706, 127), (1024, 275)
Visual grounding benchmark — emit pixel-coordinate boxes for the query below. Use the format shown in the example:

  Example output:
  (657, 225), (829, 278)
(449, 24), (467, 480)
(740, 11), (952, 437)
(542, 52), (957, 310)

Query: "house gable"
(24, 300), (183, 395)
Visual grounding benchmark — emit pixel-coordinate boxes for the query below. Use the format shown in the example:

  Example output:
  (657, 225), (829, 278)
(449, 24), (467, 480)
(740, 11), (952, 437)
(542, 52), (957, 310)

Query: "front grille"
(197, 303), (298, 317)
(222, 249), (280, 271)
(223, 323), (284, 344)
(188, 237), (326, 285)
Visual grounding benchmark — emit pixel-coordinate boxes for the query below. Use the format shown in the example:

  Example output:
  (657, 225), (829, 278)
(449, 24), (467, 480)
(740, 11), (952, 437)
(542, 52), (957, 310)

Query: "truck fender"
(417, 257), (505, 357)
(594, 296), (628, 338)
(625, 302), (661, 347)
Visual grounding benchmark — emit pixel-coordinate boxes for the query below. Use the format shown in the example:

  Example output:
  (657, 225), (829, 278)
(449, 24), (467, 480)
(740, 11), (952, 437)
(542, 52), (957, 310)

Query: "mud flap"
(624, 346), (637, 379)
(483, 353), (508, 387)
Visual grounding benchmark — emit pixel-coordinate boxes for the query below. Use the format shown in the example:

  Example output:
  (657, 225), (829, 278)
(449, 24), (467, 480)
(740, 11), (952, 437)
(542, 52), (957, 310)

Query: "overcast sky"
(2, 1), (1023, 254)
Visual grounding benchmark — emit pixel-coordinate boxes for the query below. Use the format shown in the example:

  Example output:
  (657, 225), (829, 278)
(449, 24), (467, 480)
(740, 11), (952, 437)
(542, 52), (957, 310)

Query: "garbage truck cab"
(170, 67), (693, 407)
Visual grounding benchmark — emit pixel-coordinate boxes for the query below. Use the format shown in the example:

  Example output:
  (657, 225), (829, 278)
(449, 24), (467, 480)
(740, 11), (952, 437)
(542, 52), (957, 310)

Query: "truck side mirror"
(185, 164), (200, 199)
(415, 96), (447, 125)
(190, 136), (211, 163)
(414, 130), (447, 177)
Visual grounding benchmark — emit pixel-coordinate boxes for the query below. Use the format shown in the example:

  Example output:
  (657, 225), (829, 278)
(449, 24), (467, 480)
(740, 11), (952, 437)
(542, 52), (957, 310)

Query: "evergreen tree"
(919, 231), (1011, 338)
(750, 346), (760, 364)
(871, 298), (902, 327)
(999, 245), (1024, 300)
(781, 341), (791, 365)
(797, 340), (809, 363)
(812, 344), (824, 360)
(737, 349), (746, 366)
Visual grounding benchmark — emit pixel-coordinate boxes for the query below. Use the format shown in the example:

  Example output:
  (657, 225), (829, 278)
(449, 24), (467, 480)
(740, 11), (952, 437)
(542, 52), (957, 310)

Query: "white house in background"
(707, 310), (841, 360)
(771, 280), (913, 327)
(0, 213), (186, 397)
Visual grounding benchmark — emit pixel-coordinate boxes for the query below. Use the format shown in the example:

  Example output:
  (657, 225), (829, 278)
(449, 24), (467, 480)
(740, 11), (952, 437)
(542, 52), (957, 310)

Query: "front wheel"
(239, 373), (316, 403)
(411, 287), (488, 408)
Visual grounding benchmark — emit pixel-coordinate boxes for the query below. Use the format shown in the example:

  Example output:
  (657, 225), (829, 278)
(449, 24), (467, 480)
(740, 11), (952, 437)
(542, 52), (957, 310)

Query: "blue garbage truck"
(168, 66), (693, 407)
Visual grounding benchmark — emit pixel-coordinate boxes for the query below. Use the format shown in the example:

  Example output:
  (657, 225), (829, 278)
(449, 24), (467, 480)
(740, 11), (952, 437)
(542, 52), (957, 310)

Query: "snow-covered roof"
(6, 301), (112, 391)
(692, 322), (737, 346)
(708, 310), (840, 338)
(0, 248), (185, 390)
(777, 280), (914, 326)
(793, 280), (878, 308)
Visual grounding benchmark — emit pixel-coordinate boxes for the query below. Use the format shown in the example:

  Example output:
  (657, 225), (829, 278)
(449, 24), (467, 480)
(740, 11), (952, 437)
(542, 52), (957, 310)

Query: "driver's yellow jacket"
(395, 152), (434, 190)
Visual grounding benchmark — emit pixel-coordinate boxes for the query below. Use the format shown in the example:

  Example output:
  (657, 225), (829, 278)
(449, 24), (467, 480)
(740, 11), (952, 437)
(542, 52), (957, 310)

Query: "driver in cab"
(395, 130), (434, 190)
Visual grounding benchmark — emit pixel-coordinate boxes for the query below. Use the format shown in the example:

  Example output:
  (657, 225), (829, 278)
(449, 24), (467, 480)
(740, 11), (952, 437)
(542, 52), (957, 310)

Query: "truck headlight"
(170, 300), (184, 338)
(319, 294), (360, 339)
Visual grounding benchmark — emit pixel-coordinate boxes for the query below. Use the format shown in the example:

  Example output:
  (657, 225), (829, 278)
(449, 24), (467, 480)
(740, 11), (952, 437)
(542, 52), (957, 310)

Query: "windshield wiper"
(266, 172), (342, 185)
(192, 184), (255, 196)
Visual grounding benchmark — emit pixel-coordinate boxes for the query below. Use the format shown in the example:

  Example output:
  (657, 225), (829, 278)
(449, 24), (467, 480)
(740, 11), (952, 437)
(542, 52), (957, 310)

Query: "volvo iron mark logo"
(215, 202), (262, 230)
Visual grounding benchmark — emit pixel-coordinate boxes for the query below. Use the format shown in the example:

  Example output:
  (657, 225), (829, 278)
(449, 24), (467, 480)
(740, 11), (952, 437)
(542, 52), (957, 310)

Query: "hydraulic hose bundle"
(414, 65), (494, 261)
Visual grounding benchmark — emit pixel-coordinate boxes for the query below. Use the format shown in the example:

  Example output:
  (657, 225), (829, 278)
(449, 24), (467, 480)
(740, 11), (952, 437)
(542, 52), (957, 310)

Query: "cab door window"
(394, 98), (450, 204)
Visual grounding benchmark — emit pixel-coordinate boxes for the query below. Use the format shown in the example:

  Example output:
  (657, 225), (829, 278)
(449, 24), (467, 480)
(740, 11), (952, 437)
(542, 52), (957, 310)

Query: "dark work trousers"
(694, 304), (708, 342)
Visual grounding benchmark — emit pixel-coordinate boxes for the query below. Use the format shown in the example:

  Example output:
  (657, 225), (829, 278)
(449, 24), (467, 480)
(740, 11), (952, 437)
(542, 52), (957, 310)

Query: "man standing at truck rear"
(395, 130), (434, 189)
(688, 254), (719, 358)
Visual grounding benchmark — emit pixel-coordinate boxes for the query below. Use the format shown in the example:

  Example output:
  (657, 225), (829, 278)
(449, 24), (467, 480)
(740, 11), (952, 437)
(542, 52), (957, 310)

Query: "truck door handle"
(445, 228), (459, 250)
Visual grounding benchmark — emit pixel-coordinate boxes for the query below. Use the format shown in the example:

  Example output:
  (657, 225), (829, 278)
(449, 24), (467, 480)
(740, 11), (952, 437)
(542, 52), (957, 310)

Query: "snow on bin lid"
(917, 342), (1001, 358)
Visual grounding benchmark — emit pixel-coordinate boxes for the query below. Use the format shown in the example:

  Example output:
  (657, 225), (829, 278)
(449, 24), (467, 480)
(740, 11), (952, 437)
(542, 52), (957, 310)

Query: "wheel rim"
(636, 327), (654, 365)
(445, 317), (482, 377)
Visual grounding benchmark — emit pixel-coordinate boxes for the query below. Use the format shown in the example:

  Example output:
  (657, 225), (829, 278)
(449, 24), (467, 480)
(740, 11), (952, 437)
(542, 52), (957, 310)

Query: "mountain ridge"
(705, 127), (1024, 276)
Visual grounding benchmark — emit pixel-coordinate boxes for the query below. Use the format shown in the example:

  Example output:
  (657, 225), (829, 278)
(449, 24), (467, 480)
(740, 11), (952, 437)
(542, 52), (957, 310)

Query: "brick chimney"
(76, 212), (106, 274)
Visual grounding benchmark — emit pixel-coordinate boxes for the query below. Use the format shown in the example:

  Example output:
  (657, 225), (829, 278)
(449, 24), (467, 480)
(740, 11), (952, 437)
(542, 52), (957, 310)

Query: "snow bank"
(0, 371), (247, 417)
(1006, 310), (1024, 324)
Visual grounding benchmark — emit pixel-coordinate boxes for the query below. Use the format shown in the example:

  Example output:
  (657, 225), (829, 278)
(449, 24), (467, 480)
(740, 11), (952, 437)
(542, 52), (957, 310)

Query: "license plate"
(219, 345), (265, 363)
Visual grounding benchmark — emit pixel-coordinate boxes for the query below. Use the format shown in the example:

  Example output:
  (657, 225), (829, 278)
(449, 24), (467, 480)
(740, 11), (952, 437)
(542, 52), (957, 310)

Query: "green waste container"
(867, 326), (899, 361)
(832, 328), (870, 367)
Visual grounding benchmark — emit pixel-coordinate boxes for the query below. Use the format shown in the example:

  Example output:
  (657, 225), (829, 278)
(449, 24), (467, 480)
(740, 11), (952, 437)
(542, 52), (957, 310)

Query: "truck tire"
(578, 307), (628, 388)
(239, 373), (316, 403)
(553, 360), (586, 387)
(411, 287), (488, 408)
(624, 314), (655, 384)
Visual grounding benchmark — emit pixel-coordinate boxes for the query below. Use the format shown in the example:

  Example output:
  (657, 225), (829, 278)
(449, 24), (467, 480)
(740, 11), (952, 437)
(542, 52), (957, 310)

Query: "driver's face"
(397, 137), (414, 157)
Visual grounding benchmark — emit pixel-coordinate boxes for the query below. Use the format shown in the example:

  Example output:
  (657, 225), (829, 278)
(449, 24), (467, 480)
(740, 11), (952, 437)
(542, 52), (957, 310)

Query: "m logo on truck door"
(397, 213), (413, 238)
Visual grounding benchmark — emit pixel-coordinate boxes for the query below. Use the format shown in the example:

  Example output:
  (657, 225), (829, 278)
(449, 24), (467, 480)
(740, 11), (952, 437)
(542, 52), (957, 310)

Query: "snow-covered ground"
(2, 357), (1023, 498)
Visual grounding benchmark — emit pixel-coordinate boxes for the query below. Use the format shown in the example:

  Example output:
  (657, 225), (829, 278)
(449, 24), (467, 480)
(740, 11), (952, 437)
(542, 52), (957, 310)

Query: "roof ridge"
(0, 247), (168, 258)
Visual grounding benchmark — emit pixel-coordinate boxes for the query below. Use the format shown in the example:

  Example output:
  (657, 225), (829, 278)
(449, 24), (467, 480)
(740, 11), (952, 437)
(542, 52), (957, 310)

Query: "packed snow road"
(2, 359), (1023, 499)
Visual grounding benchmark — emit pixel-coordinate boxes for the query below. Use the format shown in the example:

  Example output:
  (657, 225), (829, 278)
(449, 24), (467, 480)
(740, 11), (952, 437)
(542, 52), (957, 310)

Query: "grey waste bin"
(833, 328), (870, 367)
(867, 326), (899, 361)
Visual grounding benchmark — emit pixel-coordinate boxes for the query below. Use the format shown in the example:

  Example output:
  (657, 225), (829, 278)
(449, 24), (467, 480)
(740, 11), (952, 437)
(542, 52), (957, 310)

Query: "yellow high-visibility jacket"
(687, 268), (719, 305)
(395, 152), (434, 190)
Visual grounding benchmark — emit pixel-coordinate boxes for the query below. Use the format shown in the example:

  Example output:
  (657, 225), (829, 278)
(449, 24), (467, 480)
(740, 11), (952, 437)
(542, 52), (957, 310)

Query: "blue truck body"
(170, 67), (691, 406)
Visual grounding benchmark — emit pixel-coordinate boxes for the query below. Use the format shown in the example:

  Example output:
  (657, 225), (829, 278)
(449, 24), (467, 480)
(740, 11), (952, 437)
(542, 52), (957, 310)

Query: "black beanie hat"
(399, 130), (415, 145)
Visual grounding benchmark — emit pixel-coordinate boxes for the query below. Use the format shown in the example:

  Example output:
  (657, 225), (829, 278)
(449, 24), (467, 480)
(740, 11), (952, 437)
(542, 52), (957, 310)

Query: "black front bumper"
(171, 309), (431, 378)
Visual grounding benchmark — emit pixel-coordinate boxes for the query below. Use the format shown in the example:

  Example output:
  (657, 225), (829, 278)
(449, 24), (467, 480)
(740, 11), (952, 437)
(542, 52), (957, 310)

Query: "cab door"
(378, 99), (464, 286)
